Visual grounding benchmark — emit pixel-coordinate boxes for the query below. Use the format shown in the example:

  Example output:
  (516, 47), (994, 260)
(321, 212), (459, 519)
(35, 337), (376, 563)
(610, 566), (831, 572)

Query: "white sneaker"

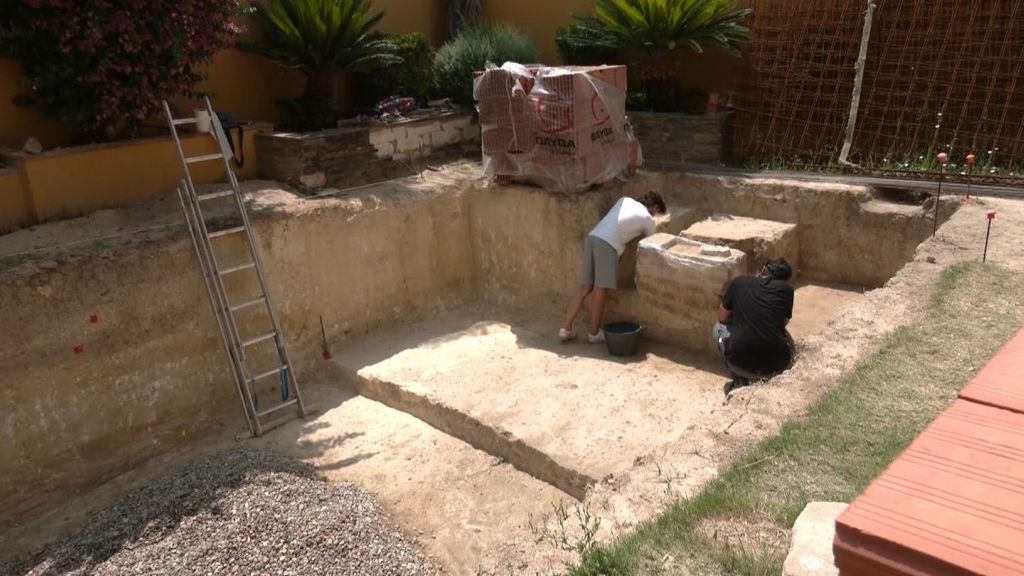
(588, 330), (606, 344)
(559, 328), (577, 342)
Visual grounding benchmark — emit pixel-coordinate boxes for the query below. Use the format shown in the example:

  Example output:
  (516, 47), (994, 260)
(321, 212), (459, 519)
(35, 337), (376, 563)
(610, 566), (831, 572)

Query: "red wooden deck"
(834, 328), (1024, 576)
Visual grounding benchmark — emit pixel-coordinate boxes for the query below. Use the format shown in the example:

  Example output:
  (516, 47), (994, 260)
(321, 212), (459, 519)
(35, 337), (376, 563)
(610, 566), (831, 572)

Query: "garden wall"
(1, 124), (268, 226)
(0, 168), (32, 232)
(257, 113), (480, 191)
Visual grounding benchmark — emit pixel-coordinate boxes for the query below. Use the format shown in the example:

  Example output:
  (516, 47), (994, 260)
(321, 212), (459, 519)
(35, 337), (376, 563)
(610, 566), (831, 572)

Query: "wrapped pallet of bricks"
(473, 63), (641, 192)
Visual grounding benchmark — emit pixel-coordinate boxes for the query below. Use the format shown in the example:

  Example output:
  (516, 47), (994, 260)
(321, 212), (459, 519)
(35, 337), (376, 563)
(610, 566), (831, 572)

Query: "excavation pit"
(0, 163), (967, 574)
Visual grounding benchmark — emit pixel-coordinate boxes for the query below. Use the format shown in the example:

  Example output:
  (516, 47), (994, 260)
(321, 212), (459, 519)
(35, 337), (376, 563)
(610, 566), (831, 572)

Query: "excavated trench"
(0, 164), (959, 573)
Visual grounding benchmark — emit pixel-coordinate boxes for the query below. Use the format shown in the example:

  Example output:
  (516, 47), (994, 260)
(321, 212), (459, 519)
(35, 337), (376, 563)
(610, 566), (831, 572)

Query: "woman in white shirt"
(560, 191), (666, 343)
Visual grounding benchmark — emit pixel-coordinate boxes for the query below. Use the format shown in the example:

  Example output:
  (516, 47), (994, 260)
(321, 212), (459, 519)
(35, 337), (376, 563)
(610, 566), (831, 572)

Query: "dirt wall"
(0, 175), (477, 528)
(661, 173), (945, 287)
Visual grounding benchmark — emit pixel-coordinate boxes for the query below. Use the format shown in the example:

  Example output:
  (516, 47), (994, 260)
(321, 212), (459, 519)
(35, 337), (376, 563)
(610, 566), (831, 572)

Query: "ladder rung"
(208, 225), (245, 239)
(172, 118), (197, 126)
(186, 153), (225, 164)
(250, 365), (287, 383)
(198, 190), (235, 201)
(231, 296), (266, 312)
(219, 262), (255, 275)
(256, 398), (298, 419)
(242, 331), (277, 348)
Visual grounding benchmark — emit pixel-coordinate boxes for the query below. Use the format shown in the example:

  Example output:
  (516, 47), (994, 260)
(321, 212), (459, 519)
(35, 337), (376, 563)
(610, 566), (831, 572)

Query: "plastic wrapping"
(474, 62), (642, 192)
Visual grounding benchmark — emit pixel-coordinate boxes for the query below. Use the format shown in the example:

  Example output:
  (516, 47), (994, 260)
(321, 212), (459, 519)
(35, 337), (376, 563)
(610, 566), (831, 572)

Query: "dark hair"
(762, 258), (793, 282)
(637, 191), (666, 215)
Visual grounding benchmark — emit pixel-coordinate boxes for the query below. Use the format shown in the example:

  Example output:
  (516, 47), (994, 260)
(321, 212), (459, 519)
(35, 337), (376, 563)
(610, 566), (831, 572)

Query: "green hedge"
(433, 25), (539, 107)
(554, 24), (621, 66)
(354, 32), (435, 107)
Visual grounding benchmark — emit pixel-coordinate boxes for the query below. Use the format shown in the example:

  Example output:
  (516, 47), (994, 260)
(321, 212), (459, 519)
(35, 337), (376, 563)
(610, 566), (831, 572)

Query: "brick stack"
(474, 65), (636, 191)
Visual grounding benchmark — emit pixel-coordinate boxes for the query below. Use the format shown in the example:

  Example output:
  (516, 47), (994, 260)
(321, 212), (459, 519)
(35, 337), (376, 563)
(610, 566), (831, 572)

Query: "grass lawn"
(571, 261), (1024, 576)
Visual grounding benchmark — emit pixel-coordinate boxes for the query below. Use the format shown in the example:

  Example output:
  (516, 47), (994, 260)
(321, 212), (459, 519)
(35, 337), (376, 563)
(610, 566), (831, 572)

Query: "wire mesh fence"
(732, 0), (1024, 182)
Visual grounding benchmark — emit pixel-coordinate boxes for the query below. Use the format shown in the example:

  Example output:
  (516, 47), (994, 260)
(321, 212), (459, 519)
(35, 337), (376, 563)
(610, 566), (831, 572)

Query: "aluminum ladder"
(162, 96), (305, 436)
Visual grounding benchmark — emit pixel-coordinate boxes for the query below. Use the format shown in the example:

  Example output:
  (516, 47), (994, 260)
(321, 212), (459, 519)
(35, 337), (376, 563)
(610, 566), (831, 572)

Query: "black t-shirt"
(721, 275), (794, 374)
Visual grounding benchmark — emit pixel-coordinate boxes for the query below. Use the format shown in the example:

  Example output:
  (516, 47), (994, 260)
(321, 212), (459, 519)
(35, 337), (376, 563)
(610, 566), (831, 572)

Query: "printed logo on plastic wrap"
(591, 92), (610, 126)
(535, 94), (573, 134)
(533, 94), (577, 157)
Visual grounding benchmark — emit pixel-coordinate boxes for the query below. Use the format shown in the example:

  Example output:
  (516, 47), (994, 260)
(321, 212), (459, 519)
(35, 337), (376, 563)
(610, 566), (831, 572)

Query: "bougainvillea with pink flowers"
(0, 0), (244, 141)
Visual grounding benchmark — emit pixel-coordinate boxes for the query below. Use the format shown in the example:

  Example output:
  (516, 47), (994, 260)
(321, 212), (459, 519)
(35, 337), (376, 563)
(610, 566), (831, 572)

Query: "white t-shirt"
(589, 197), (657, 255)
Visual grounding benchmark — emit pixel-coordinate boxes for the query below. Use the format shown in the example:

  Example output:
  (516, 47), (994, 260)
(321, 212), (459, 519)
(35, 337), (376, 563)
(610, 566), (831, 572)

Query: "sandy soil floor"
(320, 195), (1024, 575)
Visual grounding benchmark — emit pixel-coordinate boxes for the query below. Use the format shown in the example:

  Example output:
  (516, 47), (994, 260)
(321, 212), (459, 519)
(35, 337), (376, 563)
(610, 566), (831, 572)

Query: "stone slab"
(618, 207), (702, 289)
(784, 501), (847, 576)
(334, 308), (726, 485)
(633, 235), (746, 353)
(681, 214), (799, 276)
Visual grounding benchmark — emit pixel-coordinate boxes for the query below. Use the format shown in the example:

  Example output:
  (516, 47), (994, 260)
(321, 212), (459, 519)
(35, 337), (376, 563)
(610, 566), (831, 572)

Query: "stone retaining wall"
(256, 112), (480, 192)
(369, 113), (479, 161)
(630, 111), (727, 165)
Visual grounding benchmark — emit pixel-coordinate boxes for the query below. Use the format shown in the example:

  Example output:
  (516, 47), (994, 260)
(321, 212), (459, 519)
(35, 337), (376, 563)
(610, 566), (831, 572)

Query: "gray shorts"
(581, 235), (618, 289)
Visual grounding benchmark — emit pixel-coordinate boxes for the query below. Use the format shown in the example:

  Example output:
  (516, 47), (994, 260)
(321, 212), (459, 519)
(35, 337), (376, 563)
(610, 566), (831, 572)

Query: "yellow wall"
(484, 0), (595, 65)
(11, 124), (266, 225)
(0, 168), (33, 232)
(376, 0), (447, 45)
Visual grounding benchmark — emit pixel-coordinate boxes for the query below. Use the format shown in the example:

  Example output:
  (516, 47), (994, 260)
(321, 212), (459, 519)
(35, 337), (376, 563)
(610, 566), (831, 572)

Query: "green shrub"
(433, 25), (540, 107)
(555, 25), (621, 65)
(355, 33), (435, 107)
(239, 0), (400, 130)
(0, 0), (243, 141)
(573, 0), (751, 112)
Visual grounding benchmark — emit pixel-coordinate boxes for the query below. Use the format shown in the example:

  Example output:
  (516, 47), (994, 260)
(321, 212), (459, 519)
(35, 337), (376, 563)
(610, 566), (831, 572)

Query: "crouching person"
(713, 258), (796, 395)
(560, 191), (666, 343)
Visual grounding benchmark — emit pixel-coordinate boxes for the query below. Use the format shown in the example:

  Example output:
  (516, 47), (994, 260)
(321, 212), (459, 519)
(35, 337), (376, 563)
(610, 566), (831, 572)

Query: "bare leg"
(562, 285), (593, 332)
(589, 287), (608, 336)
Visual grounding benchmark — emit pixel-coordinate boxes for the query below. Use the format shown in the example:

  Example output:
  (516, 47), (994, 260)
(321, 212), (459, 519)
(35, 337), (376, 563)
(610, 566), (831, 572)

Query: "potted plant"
(562, 0), (751, 165)
(240, 0), (402, 190)
(239, 0), (401, 131)
(566, 0), (751, 112)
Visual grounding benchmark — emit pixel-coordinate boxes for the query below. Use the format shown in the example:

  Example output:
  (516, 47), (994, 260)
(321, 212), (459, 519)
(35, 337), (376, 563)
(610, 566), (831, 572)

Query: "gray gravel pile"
(7, 447), (438, 576)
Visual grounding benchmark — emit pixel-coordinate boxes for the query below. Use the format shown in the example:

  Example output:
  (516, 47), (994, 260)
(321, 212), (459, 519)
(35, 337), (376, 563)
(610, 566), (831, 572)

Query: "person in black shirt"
(713, 258), (796, 396)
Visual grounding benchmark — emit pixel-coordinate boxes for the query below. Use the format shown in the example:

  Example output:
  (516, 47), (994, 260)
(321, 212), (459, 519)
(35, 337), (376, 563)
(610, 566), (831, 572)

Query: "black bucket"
(604, 321), (642, 356)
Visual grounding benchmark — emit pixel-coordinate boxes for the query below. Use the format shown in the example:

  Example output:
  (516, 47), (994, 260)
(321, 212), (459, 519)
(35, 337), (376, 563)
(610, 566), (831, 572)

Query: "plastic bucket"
(604, 321), (642, 357)
(194, 110), (212, 133)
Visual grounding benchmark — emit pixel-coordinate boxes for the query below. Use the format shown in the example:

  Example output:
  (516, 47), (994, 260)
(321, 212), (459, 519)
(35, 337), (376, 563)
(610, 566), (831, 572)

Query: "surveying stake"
(983, 210), (997, 263)
(964, 153), (976, 203)
(934, 152), (948, 236)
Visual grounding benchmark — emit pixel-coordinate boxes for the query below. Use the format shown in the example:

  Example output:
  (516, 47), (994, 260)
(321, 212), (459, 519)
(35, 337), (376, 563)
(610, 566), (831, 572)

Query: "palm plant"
(574, 0), (751, 110)
(240, 0), (401, 130)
